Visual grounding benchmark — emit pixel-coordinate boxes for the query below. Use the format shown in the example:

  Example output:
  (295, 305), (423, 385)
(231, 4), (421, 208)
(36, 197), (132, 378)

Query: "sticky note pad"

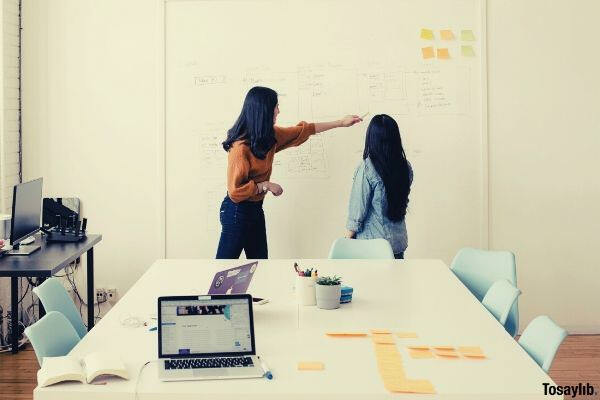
(461, 29), (476, 41)
(420, 28), (434, 40)
(440, 29), (455, 40)
(402, 379), (437, 394)
(461, 45), (475, 57)
(437, 48), (450, 59)
(371, 329), (392, 335)
(326, 332), (367, 337)
(396, 332), (418, 338)
(421, 46), (434, 59)
(298, 361), (324, 371)
(409, 349), (434, 359)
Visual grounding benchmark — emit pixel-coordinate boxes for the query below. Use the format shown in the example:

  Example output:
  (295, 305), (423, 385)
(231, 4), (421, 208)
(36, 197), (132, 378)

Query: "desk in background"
(34, 259), (561, 399)
(0, 234), (102, 353)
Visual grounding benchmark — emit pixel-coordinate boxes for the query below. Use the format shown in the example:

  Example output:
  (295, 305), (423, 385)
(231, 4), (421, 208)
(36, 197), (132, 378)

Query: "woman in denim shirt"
(346, 114), (413, 259)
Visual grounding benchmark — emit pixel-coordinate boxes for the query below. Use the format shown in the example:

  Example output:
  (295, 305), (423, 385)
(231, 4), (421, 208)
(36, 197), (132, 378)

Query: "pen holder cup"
(296, 276), (316, 306)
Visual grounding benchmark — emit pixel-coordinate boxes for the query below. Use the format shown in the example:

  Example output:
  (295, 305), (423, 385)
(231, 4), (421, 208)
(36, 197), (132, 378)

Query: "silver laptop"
(157, 294), (265, 381)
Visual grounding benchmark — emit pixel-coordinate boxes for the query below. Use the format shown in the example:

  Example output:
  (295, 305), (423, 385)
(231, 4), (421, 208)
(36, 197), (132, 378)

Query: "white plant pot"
(316, 284), (341, 310)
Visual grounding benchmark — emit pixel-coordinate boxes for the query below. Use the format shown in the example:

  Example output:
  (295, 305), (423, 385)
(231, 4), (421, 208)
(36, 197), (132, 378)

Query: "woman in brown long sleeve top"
(216, 86), (362, 259)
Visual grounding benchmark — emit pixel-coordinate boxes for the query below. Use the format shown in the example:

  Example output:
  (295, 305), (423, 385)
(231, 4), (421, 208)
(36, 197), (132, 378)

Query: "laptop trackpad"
(193, 368), (230, 378)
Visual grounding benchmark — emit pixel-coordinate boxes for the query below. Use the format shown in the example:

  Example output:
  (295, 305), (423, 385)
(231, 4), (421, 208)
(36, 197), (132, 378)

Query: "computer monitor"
(8, 178), (43, 255)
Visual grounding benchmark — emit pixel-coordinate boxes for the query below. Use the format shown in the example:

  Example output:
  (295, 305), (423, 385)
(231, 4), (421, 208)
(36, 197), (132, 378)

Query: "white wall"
(21, 0), (600, 333)
(22, 0), (163, 300)
(487, 0), (600, 333)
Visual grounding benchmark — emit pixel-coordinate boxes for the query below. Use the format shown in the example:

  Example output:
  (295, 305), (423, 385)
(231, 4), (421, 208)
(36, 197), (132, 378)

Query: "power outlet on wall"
(106, 288), (118, 303)
(95, 288), (107, 304)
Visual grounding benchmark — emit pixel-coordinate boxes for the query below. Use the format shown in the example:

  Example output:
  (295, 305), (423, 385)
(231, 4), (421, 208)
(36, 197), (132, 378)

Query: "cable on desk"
(135, 360), (155, 400)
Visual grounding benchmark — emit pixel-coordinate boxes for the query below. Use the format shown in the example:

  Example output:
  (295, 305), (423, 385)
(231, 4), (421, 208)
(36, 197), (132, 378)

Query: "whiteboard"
(165, 0), (486, 261)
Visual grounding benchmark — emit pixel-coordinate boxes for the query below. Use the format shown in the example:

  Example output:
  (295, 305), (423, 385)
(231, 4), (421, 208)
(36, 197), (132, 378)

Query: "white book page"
(83, 352), (129, 383)
(37, 356), (85, 387)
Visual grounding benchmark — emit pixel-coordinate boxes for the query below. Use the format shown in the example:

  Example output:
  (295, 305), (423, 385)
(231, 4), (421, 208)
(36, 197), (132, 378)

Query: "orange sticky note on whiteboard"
(437, 48), (450, 59)
(440, 29), (455, 40)
(422, 47), (434, 59)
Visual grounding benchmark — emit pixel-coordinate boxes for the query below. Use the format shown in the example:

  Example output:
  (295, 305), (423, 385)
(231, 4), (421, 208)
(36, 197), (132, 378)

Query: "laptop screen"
(159, 296), (254, 358)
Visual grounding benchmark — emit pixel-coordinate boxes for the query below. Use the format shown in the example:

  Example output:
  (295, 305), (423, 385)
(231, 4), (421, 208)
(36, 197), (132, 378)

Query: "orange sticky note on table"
(458, 346), (486, 358)
(421, 46), (434, 59)
(409, 348), (434, 359)
(298, 361), (324, 371)
(420, 28), (434, 40)
(440, 29), (455, 40)
(396, 332), (418, 338)
(372, 335), (395, 345)
(435, 349), (459, 358)
(326, 332), (368, 337)
(433, 346), (455, 350)
(407, 345), (430, 350)
(371, 329), (392, 335)
(437, 48), (450, 59)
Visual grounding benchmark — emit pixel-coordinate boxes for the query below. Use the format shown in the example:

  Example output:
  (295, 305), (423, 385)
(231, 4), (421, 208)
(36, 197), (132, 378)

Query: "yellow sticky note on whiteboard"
(298, 361), (324, 371)
(461, 45), (475, 57)
(461, 29), (476, 41)
(437, 48), (450, 59)
(421, 47), (434, 59)
(420, 28), (434, 40)
(440, 29), (455, 40)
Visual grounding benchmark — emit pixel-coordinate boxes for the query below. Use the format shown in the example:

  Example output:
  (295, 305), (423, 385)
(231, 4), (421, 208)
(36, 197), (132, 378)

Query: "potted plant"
(315, 275), (342, 310)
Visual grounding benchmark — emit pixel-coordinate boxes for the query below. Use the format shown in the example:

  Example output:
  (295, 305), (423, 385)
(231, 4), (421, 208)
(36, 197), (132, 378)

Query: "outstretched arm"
(314, 115), (363, 133)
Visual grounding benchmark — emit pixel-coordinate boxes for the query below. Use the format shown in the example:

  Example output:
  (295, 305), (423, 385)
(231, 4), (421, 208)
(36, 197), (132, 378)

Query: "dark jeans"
(395, 252), (404, 259)
(215, 196), (268, 259)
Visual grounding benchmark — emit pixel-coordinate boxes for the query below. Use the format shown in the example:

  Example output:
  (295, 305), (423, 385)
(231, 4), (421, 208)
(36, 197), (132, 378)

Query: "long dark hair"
(222, 86), (278, 159)
(363, 114), (411, 222)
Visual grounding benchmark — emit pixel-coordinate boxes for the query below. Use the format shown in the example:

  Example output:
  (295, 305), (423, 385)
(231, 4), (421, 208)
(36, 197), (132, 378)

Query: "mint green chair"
(482, 279), (521, 327)
(328, 238), (395, 259)
(518, 315), (567, 372)
(33, 278), (87, 338)
(450, 247), (519, 336)
(24, 311), (81, 366)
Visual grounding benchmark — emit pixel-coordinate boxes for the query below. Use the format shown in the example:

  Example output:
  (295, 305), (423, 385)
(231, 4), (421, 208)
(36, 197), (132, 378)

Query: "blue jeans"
(215, 196), (268, 259)
(395, 252), (404, 259)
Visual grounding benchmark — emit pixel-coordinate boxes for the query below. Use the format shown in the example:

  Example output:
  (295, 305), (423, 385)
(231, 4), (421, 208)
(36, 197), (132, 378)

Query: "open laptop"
(208, 262), (258, 295)
(157, 294), (265, 381)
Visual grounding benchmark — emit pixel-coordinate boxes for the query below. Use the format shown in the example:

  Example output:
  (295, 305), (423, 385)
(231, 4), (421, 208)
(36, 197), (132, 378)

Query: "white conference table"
(34, 259), (561, 399)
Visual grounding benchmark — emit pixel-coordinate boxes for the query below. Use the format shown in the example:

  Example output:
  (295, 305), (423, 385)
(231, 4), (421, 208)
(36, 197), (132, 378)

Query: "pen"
(360, 112), (369, 119)
(258, 356), (273, 380)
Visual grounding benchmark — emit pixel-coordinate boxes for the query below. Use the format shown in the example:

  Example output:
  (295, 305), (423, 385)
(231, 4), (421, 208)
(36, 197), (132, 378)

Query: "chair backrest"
(32, 277), (87, 338)
(328, 238), (395, 259)
(482, 279), (521, 326)
(24, 311), (81, 366)
(450, 247), (519, 336)
(518, 315), (567, 372)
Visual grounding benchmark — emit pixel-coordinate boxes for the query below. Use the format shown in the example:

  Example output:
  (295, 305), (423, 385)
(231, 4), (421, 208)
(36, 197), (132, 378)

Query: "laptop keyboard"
(165, 356), (254, 370)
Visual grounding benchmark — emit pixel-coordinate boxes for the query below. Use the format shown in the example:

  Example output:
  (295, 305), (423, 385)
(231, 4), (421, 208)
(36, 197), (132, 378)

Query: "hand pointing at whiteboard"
(314, 114), (364, 133)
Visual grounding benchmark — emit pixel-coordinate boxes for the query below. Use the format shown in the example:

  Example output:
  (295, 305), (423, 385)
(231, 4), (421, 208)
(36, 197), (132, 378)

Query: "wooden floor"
(1, 335), (599, 399)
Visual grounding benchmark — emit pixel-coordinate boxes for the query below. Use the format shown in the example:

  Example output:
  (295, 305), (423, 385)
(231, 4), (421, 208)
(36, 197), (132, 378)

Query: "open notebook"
(37, 352), (129, 387)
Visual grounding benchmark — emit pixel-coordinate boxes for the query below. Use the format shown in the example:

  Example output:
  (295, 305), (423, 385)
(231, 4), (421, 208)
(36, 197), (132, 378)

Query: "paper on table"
(437, 48), (450, 59)
(440, 29), (455, 40)
(326, 332), (367, 337)
(421, 46), (434, 59)
(396, 332), (418, 338)
(298, 361), (324, 371)
(461, 45), (475, 57)
(409, 349), (434, 359)
(420, 28), (434, 40)
(461, 29), (476, 41)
